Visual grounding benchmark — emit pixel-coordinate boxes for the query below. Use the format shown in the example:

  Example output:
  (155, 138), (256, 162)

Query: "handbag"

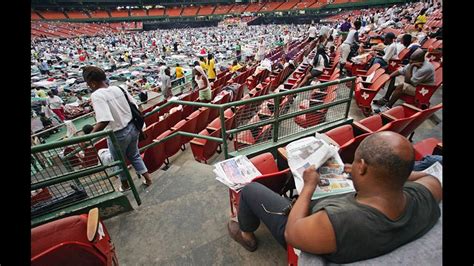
(117, 86), (147, 141)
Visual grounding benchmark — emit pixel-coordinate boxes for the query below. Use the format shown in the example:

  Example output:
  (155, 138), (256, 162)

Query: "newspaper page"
(214, 155), (262, 191)
(287, 136), (355, 200)
(287, 137), (337, 193)
(421, 161), (443, 185)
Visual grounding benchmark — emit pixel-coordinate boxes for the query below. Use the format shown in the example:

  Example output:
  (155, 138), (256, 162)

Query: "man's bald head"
(355, 132), (415, 187)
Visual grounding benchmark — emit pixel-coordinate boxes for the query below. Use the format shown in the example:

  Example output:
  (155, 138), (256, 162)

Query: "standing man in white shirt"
(318, 24), (330, 43)
(339, 20), (361, 74)
(308, 23), (317, 42)
(82, 66), (153, 190)
(283, 30), (292, 54)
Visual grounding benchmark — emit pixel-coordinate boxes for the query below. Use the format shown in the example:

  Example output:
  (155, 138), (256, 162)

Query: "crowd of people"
(31, 23), (309, 139)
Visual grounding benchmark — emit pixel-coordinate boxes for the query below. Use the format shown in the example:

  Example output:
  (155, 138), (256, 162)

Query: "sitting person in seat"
(373, 48), (435, 113)
(299, 45), (330, 87)
(368, 32), (397, 69)
(227, 131), (441, 264)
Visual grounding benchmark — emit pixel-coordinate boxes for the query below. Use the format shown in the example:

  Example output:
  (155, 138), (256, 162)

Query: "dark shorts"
(310, 69), (323, 78)
(309, 37), (316, 41)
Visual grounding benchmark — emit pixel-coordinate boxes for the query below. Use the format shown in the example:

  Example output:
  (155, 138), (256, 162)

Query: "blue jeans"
(238, 182), (292, 248)
(107, 122), (148, 181)
(372, 57), (388, 68)
(413, 155), (443, 171)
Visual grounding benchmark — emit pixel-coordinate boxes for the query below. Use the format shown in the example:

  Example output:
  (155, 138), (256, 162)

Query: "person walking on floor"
(82, 66), (153, 190)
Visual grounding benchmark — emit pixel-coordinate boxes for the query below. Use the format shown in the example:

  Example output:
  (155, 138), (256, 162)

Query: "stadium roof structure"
(32, 0), (238, 9)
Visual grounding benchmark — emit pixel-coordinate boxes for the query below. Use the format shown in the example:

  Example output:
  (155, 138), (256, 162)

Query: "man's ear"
(359, 158), (368, 176)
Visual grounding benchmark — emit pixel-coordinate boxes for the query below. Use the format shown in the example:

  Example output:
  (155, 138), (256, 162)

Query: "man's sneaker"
(374, 105), (391, 114)
(119, 186), (131, 192)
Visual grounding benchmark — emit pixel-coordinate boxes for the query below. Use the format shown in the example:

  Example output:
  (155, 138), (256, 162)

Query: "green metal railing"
(29, 76), (355, 223)
(139, 76), (356, 159)
(31, 130), (141, 220)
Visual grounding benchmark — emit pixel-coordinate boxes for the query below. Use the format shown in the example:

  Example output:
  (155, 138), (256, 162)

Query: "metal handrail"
(136, 76), (356, 156)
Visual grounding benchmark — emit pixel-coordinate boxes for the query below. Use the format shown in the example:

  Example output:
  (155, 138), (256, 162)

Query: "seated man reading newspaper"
(227, 131), (442, 263)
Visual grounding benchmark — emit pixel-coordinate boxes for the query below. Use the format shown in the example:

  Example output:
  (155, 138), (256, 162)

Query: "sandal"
(227, 221), (258, 252)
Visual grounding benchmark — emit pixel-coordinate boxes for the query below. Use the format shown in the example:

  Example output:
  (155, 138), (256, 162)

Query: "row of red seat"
(32, 0), (353, 21)
(324, 102), (442, 163)
(31, 21), (119, 39)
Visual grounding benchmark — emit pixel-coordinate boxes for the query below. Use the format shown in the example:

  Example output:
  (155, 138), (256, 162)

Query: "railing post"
(109, 132), (142, 206)
(271, 95), (281, 159)
(219, 107), (229, 159)
(344, 79), (355, 119)
(272, 95), (281, 144)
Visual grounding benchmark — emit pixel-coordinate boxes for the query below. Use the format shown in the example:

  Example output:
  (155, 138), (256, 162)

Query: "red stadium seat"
(229, 153), (292, 217)
(190, 129), (222, 164)
(398, 103), (442, 140)
(399, 67), (442, 109)
(31, 209), (118, 265)
(171, 116), (199, 148)
(156, 130), (182, 166)
(188, 108), (210, 132)
(354, 73), (391, 116)
(141, 140), (166, 173)
(413, 138), (442, 161)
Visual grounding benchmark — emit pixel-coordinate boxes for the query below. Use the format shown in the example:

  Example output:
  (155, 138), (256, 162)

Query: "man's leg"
(125, 124), (152, 185)
(237, 182), (292, 248)
(374, 77), (397, 105)
(386, 84), (406, 107)
(339, 44), (350, 73)
(107, 130), (131, 189)
(413, 155), (443, 171)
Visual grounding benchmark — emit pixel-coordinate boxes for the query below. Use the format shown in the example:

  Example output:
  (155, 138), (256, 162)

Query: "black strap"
(117, 85), (134, 106)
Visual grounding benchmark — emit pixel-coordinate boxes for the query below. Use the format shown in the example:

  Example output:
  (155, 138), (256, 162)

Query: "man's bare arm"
(284, 166), (337, 254)
(91, 121), (109, 133)
(408, 171), (442, 203)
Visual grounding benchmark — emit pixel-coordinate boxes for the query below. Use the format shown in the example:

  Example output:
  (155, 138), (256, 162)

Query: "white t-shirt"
(343, 29), (358, 45)
(195, 75), (209, 90)
(313, 54), (326, 71)
(283, 34), (292, 45)
(395, 42), (405, 57)
(383, 42), (398, 62)
(319, 25), (330, 38)
(47, 96), (63, 109)
(91, 85), (137, 132)
(309, 26), (317, 38)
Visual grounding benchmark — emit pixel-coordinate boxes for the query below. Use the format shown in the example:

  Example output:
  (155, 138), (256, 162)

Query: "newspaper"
(287, 137), (355, 200)
(214, 155), (262, 192)
(421, 161), (443, 185)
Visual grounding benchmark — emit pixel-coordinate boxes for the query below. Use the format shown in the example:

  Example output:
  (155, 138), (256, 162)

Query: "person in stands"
(206, 53), (217, 83)
(175, 63), (185, 85)
(194, 65), (212, 102)
(374, 48), (435, 113)
(299, 45), (330, 87)
(82, 66), (153, 190)
(161, 67), (173, 99)
(227, 131), (441, 264)
(369, 32), (397, 69)
(46, 91), (65, 121)
(339, 20), (361, 74)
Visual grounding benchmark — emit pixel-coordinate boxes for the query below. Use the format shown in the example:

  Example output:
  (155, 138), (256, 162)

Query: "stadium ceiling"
(31, 0), (243, 9)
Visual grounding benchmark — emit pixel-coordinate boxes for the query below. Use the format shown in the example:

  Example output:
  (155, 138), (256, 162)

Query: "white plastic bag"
(64, 120), (77, 138)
